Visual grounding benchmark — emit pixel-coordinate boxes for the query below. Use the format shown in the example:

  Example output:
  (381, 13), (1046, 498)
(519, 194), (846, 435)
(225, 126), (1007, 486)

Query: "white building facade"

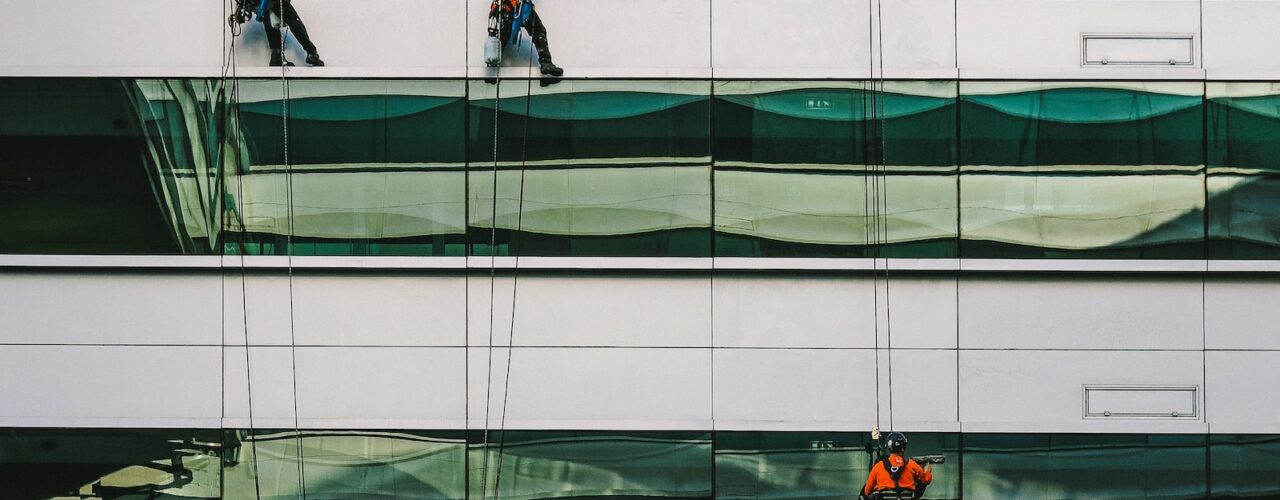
(1, 0), (1279, 498)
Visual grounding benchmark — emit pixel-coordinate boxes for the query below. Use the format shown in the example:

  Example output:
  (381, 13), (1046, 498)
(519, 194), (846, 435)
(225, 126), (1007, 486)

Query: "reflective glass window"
(469, 430), (713, 498)
(229, 80), (467, 256)
(959, 82), (1206, 258)
(961, 433), (1207, 499)
(713, 81), (958, 258)
(0, 428), (223, 499)
(1209, 434), (1280, 498)
(0, 79), (205, 255)
(1206, 83), (1280, 259)
(222, 429), (466, 499)
(714, 431), (958, 499)
(467, 80), (712, 257)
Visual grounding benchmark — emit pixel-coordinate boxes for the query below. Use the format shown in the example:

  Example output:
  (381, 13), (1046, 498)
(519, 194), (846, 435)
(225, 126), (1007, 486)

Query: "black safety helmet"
(885, 432), (908, 454)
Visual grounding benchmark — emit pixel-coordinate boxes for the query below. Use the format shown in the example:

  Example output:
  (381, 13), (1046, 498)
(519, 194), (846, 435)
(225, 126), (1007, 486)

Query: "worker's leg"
(524, 8), (562, 76)
(262, 14), (291, 66)
(280, 0), (324, 65)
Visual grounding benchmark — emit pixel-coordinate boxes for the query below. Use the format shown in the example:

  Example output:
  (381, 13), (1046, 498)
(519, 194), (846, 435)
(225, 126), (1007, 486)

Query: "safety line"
(875, 0), (895, 433)
(276, 4), (310, 496)
(491, 28), (539, 500)
(222, 2), (264, 497)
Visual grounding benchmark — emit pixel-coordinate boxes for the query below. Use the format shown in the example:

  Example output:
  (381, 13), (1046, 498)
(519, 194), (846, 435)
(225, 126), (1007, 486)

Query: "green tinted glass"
(468, 81), (712, 257)
(0, 428), (223, 499)
(227, 80), (467, 257)
(1206, 82), (1280, 259)
(469, 430), (713, 499)
(712, 81), (958, 258)
(961, 433), (1207, 499)
(222, 430), (466, 499)
(0, 79), (214, 255)
(959, 82), (1206, 258)
(1210, 434), (1280, 498)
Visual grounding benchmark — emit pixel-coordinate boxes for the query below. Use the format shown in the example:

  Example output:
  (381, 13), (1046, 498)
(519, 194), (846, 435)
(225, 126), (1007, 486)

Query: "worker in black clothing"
(259, 0), (324, 67)
(489, 0), (563, 76)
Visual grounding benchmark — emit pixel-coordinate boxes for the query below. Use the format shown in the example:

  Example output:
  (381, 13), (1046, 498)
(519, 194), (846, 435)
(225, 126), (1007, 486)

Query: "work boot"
(305, 52), (325, 67)
(539, 61), (563, 77)
(268, 51), (294, 67)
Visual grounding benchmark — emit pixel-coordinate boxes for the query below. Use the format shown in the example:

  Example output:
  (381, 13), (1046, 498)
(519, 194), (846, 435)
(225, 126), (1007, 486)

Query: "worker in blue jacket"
(490, 0), (563, 76)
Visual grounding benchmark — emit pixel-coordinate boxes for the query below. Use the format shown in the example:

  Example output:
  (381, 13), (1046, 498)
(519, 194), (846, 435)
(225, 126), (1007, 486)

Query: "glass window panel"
(959, 82), (1206, 258)
(0, 428), (223, 499)
(229, 80), (467, 256)
(713, 81), (957, 258)
(222, 429), (466, 499)
(469, 430), (712, 499)
(468, 80), (712, 257)
(1207, 82), (1280, 259)
(0, 78), (202, 255)
(1210, 434), (1280, 498)
(714, 431), (958, 499)
(962, 433), (1207, 499)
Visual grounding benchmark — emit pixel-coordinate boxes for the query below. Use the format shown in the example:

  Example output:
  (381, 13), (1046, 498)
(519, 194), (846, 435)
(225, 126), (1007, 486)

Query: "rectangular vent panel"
(1084, 385), (1198, 419)
(1082, 35), (1195, 66)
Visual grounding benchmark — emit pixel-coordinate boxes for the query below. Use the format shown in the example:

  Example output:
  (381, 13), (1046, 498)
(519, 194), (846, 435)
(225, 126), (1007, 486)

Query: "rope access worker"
(861, 432), (933, 500)
(257, 0), (324, 67)
(486, 0), (564, 77)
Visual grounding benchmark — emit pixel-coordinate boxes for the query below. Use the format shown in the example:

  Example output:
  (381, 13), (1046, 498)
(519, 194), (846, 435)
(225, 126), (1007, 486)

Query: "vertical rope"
(490, 37), (537, 499)
(277, 3), (309, 495)
(223, 2), (263, 496)
(865, 0), (881, 434)
(478, 7), (504, 496)
(875, 0), (894, 432)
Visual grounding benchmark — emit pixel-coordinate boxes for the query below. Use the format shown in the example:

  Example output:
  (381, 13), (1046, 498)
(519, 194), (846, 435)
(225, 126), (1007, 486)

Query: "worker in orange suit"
(861, 432), (933, 500)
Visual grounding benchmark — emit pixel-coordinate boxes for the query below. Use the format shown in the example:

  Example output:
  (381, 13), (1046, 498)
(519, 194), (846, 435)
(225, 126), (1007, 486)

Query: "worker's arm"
(862, 463), (880, 497)
(916, 461), (934, 485)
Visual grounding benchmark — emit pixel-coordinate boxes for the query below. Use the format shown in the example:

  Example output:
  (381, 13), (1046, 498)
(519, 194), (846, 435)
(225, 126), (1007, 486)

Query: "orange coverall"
(862, 454), (933, 497)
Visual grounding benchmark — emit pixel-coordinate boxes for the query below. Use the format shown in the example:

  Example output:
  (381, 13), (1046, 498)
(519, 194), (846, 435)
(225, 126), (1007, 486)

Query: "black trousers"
(262, 0), (318, 55)
(494, 6), (553, 64)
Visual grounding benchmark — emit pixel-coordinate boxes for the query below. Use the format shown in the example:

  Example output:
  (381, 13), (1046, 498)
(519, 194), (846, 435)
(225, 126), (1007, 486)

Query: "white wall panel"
(711, 0), (871, 79)
(714, 348), (876, 430)
(468, 347), (712, 429)
(889, 349), (960, 431)
(294, 347), (466, 428)
(0, 345), (220, 427)
(957, 0), (1203, 78)
(468, 0), (712, 78)
(1206, 351), (1280, 433)
(291, 274), (466, 346)
(231, 0), (466, 76)
(959, 350), (1206, 433)
(1205, 277), (1280, 350)
(713, 276), (876, 348)
(878, 0), (958, 77)
(885, 277), (958, 349)
(0, 272), (221, 345)
(959, 276), (1204, 350)
(1203, 0), (1280, 78)
(469, 275), (710, 347)
(223, 273), (296, 346)
(0, 0), (222, 75)
(223, 346), (300, 428)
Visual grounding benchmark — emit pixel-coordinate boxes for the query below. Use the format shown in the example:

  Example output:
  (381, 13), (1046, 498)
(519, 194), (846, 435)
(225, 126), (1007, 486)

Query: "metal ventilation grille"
(1082, 34), (1195, 66)
(1084, 385), (1200, 419)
